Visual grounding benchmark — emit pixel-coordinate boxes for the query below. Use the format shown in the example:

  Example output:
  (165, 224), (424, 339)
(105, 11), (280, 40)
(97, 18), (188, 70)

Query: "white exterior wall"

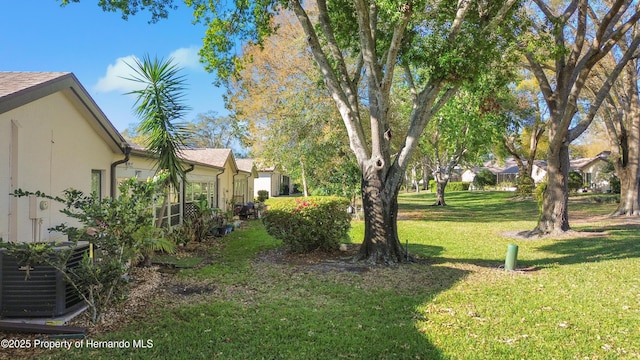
(1, 92), (118, 243)
(532, 165), (547, 184)
(583, 160), (610, 192)
(217, 159), (236, 211)
(115, 154), (158, 184)
(461, 170), (476, 183)
(254, 171), (282, 198)
(254, 173), (271, 198)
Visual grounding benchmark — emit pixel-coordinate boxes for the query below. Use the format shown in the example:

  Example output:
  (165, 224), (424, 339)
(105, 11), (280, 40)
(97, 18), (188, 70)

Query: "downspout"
(182, 164), (195, 218)
(110, 145), (131, 198)
(216, 167), (225, 209)
(232, 171), (240, 205)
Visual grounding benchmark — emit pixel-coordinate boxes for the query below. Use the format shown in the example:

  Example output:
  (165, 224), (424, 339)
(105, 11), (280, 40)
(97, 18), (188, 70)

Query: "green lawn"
(40, 191), (640, 359)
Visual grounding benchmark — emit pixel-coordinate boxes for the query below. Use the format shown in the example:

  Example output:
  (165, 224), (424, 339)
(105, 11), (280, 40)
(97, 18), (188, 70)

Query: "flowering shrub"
(262, 196), (351, 253)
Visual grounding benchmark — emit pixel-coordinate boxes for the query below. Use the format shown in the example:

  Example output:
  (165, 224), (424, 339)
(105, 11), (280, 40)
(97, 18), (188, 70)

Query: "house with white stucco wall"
(0, 72), (128, 243)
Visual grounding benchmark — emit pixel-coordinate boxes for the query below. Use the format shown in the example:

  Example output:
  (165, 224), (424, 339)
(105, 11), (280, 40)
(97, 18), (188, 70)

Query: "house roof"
(482, 158), (547, 174)
(180, 148), (236, 170)
(236, 158), (259, 177)
(0, 72), (127, 153)
(570, 151), (610, 171)
(128, 144), (226, 171)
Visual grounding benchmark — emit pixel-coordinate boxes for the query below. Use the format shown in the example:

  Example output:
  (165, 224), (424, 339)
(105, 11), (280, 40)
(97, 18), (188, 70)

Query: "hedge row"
(428, 180), (471, 191)
(262, 196), (351, 253)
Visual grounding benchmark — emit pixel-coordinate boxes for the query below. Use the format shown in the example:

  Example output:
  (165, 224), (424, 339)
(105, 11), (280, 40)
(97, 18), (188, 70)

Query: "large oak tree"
(590, 52), (640, 216)
(523, 0), (640, 235)
(65, 0), (521, 263)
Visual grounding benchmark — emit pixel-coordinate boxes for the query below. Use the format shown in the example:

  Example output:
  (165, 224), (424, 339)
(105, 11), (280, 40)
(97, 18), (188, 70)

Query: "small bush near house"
(534, 180), (547, 213)
(6, 174), (173, 323)
(428, 180), (470, 192)
(257, 190), (269, 203)
(610, 175), (621, 193)
(516, 175), (535, 197)
(568, 171), (584, 192)
(473, 169), (497, 190)
(262, 196), (350, 253)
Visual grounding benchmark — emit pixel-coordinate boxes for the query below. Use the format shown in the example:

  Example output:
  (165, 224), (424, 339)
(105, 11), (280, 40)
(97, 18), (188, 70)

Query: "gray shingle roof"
(0, 72), (70, 100)
(235, 158), (255, 173)
(180, 148), (233, 168)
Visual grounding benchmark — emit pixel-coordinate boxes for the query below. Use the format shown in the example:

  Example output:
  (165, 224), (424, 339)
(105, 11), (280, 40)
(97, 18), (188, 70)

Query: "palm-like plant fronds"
(125, 54), (191, 190)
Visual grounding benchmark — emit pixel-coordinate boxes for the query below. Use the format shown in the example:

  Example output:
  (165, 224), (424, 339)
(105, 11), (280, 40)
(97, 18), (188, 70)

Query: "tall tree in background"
(66, 0), (520, 263)
(523, 0), (640, 235)
(226, 11), (358, 197)
(422, 80), (510, 206)
(501, 72), (548, 195)
(184, 111), (247, 152)
(125, 55), (190, 227)
(589, 43), (640, 216)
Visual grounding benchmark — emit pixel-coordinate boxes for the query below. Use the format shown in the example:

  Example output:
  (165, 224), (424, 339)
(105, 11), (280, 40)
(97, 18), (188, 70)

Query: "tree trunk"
(355, 165), (406, 264)
(532, 143), (570, 235)
(611, 67), (640, 216)
(614, 165), (640, 215)
(300, 159), (309, 197)
(155, 189), (169, 228)
(432, 170), (449, 206)
(421, 162), (429, 190)
(433, 179), (448, 206)
(612, 118), (640, 215)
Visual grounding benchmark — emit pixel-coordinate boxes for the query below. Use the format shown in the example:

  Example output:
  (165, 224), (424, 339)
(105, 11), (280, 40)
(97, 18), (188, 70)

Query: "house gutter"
(110, 145), (131, 198)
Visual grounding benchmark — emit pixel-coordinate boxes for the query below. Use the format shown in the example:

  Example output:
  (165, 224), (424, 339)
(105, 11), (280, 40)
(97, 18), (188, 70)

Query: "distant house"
(464, 158), (547, 189)
(0, 72), (128, 242)
(179, 148), (259, 211)
(115, 144), (225, 227)
(570, 151), (611, 192)
(254, 165), (290, 198)
(464, 153), (611, 191)
(235, 158), (259, 203)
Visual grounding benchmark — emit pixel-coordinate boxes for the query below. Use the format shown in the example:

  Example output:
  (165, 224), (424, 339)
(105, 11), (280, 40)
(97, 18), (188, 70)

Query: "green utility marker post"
(505, 244), (518, 271)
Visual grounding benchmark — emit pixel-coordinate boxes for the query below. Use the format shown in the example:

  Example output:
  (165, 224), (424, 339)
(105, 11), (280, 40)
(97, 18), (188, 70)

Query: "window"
(91, 170), (102, 200)
(155, 183), (182, 227)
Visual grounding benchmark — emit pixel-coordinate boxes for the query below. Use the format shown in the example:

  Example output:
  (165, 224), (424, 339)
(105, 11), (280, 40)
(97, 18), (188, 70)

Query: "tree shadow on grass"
(521, 224), (640, 267)
(406, 225), (640, 270)
(407, 243), (504, 269)
(399, 192), (539, 224)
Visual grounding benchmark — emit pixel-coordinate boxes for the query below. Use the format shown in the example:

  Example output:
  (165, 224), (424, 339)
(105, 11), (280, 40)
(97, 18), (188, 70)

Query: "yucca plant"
(125, 54), (191, 228)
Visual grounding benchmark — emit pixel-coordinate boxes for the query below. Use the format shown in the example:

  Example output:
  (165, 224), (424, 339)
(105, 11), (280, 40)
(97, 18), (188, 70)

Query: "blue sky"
(0, 1), (228, 132)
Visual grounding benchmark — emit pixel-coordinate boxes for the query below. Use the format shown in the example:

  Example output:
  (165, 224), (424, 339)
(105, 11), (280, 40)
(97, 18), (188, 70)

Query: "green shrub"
(516, 175), (535, 197)
(610, 175), (621, 194)
(449, 182), (470, 191)
(473, 169), (497, 190)
(534, 180), (547, 202)
(262, 196), (351, 253)
(7, 175), (172, 323)
(257, 190), (269, 202)
(590, 194), (620, 203)
(428, 180), (470, 192)
(568, 171), (584, 192)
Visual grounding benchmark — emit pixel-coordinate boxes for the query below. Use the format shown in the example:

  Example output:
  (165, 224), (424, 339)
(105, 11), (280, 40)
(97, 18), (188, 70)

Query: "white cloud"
(94, 47), (202, 94)
(93, 55), (142, 93)
(169, 46), (202, 71)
